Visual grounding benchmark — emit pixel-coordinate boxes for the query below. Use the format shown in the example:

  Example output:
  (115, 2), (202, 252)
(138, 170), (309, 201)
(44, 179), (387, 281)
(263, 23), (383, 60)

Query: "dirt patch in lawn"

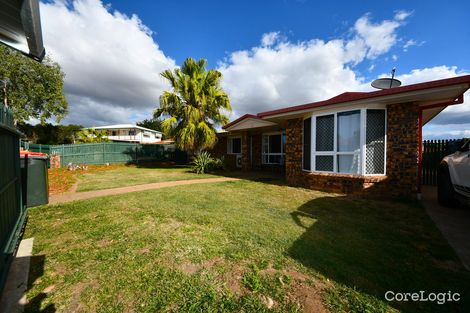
(261, 265), (330, 312)
(179, 256), (225, 275)
(48, 164), (126, 195)
(289, 282), (328, 313)
(66, 282), (88, 312)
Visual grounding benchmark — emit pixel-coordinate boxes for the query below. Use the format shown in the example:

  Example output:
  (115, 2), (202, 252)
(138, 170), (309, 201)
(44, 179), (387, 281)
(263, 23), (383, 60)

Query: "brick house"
(212, 75), (470, 198)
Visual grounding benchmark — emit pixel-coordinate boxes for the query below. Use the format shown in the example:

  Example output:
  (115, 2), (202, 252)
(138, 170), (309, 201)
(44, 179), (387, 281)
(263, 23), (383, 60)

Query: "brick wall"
(284, 103), (420, 198)
(383, 102), (420, 197)
(285, 118), (303, 185)
(252, 134), (262, 169)
(241, 132), (250, 171)
(211, 136), (237, 170)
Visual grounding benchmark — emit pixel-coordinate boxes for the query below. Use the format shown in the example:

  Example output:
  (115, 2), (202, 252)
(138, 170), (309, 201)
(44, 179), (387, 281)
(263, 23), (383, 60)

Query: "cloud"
(353, 12), (409, 59)
(218, 12), (411, 117)
(40, 0), (176, 126)
(373, 66), (470, 138)
(261, 32), (281, 47)
(39, 3), (467, 140)
(403, 39), (424, 52)
(394, 10), (412, 21)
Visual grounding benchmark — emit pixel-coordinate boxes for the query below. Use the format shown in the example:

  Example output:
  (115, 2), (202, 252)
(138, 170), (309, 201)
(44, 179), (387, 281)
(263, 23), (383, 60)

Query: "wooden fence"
(422, 139), (466, 186)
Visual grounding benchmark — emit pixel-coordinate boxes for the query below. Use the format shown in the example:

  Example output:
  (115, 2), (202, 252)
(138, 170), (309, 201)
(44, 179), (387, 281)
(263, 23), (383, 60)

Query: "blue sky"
(106, 0), (470, 78)
(39, 0), (470, 139)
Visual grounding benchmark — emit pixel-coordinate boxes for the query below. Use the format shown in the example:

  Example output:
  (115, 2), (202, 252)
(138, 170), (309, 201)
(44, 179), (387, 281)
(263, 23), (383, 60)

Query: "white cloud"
(218, 12), (412, 116)
(39, 3), (467, 139)
(353, 12), (409, 59)
(394, 10), (412, 21)
(40, 0), (176, 126)
(403, 39), (424, 51)
(261, 32), (281, 47)
(372, 66), (469, 139)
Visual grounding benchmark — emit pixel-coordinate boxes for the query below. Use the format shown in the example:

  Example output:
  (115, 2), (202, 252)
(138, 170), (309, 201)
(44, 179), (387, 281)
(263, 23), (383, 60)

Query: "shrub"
(191, 151), (214, 174)
(211, 156), (226, 171)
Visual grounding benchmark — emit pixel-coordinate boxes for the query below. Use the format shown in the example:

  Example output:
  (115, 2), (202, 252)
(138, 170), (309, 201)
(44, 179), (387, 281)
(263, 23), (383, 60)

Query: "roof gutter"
(21, 0), (45, 62)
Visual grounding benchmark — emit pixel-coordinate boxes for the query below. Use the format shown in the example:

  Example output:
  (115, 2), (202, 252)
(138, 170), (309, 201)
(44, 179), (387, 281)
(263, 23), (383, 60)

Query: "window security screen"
(365, 110), (386, 174)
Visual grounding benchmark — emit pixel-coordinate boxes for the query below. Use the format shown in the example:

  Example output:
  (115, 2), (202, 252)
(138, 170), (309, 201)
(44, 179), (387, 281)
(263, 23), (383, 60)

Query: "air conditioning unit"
(236, 154), (242, 168)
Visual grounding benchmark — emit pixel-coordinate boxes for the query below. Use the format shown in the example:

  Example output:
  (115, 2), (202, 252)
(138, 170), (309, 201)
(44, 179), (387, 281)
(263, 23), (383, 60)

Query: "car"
(437, 139), (470, 207)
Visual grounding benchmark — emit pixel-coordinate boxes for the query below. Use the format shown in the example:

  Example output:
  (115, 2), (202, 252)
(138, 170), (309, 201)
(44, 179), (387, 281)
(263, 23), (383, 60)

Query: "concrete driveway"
(422, 186), (470, 270)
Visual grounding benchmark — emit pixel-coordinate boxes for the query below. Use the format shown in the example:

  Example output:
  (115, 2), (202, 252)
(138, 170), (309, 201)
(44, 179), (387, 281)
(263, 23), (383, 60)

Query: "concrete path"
(0, 238), (34, 313)
(422, 186), (470, 271)
(49, 177), (240, 204)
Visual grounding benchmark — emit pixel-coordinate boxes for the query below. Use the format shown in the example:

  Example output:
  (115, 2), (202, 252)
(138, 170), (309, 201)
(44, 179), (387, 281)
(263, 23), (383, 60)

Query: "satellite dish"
(371, 68), (402, 90)
(371, 78), (402, 89)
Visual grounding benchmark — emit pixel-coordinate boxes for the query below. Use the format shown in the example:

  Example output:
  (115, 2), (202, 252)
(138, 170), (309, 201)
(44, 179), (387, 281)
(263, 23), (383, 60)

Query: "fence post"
(61, 145), (65, 167)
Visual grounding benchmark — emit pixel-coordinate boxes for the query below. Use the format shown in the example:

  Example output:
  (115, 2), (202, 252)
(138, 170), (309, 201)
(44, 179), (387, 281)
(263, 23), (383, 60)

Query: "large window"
(262, 132), (286, 164)
(307, 108), (386, 175)
(227, 137), (241, 154)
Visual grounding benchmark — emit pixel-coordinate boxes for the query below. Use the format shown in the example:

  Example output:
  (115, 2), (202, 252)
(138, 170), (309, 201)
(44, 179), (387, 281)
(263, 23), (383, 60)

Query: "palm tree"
(155, 58), (231, 153)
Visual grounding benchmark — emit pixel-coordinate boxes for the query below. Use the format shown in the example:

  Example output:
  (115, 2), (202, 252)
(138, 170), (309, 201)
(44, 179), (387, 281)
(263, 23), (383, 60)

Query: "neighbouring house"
(212, 75), (470, 198)
(91, 124), (163, 144)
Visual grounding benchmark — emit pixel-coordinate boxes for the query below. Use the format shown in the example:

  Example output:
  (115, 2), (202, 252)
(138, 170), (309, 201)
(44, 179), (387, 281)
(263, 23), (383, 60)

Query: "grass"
(25, 178), (470, 312)
(48, 164), (220, 193)
(48, 164), (125, 195)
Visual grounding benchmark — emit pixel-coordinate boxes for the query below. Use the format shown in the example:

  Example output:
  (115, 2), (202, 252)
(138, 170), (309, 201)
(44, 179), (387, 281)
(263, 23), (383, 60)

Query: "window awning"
(0, 0), (45, 62)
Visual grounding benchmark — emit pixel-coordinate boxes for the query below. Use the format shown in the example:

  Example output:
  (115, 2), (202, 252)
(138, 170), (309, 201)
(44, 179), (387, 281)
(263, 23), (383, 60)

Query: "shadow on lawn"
(288, 195), (470, 313)
(24, 254), (55, 313)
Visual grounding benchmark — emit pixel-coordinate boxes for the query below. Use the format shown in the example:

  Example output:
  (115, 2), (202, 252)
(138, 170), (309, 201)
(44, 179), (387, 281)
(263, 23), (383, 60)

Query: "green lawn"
(25, 178), (469, 312)
(75, 166), (220, 192)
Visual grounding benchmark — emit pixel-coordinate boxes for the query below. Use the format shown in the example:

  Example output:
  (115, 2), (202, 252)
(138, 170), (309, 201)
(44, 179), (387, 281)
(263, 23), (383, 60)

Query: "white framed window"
(308, 108), (386, 175)
(227, 136), (242, 154)
(262, 132), (286, 164)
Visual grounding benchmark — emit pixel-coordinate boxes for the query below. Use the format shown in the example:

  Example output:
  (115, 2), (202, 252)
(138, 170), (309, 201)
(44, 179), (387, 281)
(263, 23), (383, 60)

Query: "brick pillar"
(285, 118), (303, 185)
(386, 103), (420, 197)
(241, 132), (250, 172)
(251, 134), (262, 170)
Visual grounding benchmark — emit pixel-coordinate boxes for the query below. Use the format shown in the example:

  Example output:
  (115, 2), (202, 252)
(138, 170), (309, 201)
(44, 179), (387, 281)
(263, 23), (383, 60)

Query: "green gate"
(0, 105), (26, 292)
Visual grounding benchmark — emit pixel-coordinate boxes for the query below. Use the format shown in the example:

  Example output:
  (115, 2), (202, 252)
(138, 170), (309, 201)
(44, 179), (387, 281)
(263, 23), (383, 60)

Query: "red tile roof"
(257, 75), (470, 118)
(223, 75), (470, 129)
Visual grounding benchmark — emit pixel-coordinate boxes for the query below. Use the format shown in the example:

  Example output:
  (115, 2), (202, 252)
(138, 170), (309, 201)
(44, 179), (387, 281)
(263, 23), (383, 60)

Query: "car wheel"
(437, 164), (458, 207)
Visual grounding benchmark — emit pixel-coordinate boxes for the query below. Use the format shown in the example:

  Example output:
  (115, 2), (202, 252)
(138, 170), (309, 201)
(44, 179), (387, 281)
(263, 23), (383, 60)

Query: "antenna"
(371, 68), (402, 90)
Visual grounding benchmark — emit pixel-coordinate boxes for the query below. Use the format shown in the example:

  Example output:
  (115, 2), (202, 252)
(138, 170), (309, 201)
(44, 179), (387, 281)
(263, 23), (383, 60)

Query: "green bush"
(211, 155), (226, 171)
(191, 151), (214, 174)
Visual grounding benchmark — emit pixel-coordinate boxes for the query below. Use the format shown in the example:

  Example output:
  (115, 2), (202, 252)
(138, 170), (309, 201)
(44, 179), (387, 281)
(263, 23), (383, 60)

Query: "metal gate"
(0, 105), (26, 292)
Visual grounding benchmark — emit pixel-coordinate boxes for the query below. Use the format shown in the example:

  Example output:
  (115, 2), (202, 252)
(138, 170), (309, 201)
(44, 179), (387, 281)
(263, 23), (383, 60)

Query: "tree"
(137, 118), (165, 139)
(18, 123), (83, 144)
(75, 128), (110, 143)
(155, 58), (231, 152)
(0, 44), (68, 124)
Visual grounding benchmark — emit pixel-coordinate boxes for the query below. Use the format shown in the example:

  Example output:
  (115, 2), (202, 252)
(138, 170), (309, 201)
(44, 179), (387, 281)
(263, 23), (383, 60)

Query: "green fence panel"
(0, 105), (26, 294)
(45, 142), (187, 167)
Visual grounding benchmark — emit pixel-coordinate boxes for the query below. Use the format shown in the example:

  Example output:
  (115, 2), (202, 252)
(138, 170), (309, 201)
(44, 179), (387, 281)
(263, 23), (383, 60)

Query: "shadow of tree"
(288, 195), (470, 312)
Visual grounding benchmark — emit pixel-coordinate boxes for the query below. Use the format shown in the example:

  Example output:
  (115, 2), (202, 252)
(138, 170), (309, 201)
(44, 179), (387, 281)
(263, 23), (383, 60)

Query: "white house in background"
(91, 124), (163, 144)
